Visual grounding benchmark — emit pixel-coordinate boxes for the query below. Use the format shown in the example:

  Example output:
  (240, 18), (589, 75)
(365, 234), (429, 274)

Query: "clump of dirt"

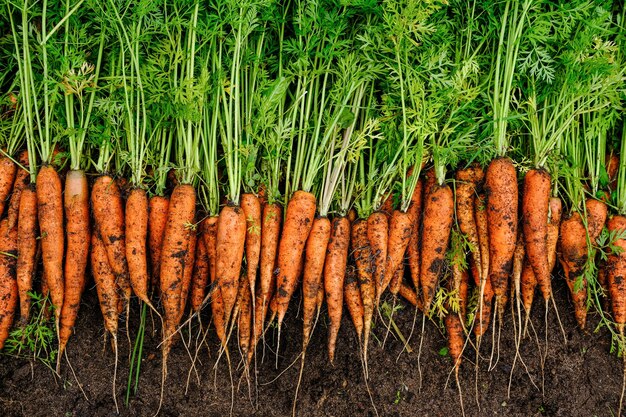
(0, 279), (622, 417)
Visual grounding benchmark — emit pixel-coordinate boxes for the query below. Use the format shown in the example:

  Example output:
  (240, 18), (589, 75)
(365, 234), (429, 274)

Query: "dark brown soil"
(0, 279), (622, 417)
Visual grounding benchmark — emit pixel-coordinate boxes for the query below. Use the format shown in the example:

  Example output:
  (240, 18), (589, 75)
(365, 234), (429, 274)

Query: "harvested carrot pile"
(0, 0), (626, 415)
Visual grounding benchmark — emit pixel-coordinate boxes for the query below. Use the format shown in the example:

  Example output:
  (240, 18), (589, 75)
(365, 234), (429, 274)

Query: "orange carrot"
(407, 180), (423, 292)
(238, 277), (252, 360)
(58, 170), (90, 361)
(205, 216), (226, 346)
(389, 262), (404, 296)
(301, 217), (331, 347)
(252, 203), (281, 353)
(420, 183), (454, 313)
(16, 186), (37, 323)
(7, 150), (30, 230)
(456, 165), (484, 287)
(0, 218), (18, 349)
(160, 184), (196, 360)
(91, 232), (119, 336)
(149, 195), (169, 290)
(475, 194), (490, 288)
(474, 281), (494, 339)
(380, 210), (412, 299)
(90, 231), (119, 411)
(242, 193), (262, 298)
(344, 264), (364, 340)
(474, 193), (492, 338)
(520, 260), (536, 314)
(545, 197), (562, 292)
(558, 212), (588, 329)
(445, 311), (464, 372)
(178, 229), (196, 322)
(522, 169), (550, 308)
(607, 153), (619, 191)
(399, 283), (421, 310)
(36, 165), (64, 322)
(274, 191), (316, 327)
(126, 188), (154, 308)
(352, 218), (375, 366)
(608, 215), (626, 332)
(0, 154), (17, 218)
(380, 193), (394, 216)
(92, 175), (130, 305)
(586, 198), (608, 242)
(485, 157), (518, 313)
(368, 211), (388, 305)
(324, 216), (350, 363)
(215, 204), (247, 326)
(190, 220), (210, 312)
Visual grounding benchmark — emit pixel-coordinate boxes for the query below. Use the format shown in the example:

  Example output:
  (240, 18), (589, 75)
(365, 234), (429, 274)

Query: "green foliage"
(4, 292), (57, 370)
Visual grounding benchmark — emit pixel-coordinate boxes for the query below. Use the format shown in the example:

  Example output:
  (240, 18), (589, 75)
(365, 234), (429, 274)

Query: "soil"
(0, 279), (623, 417)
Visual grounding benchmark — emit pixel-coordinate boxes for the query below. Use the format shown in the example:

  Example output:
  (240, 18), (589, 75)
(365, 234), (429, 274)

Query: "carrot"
(520, 260), (536, 314)
(586, 198), (608, 242)
(292, 216), (330, 415)
(445, 311), (464, 372)
(242, 193), (262, 299)
(125, 188), (153, 307)
(380, 193), (394, 216)
(178, 229), (197, 322)
(558, 212), (588, 329)
(274, 191), (316, 327)
(324, 216), (350, 363)
(474, 281), (495, 339)
(90, 231), (119, 412)
(215, 204), (247, 326)
(160, 184), (196, 358)
(456, 165), (484, 287)
(399, 283), (421, 310)
(368, 211), (388, 305)
(0, 218), (18, 349)
(423, 167), (437, 196)
(351, 218), (375, 365)
(474, 193), (492, 338)
(389, 262), (404, 296)
(380, 210), (412, 298)
(92, 175), (130, 305)
(607, 153), (620, 191)
(344, 264), (364, 340)
(485, 157), (518, 314)
(58, 169), (90, 362)
(7, 150), (30, 230)
(36, 165), (64, 322)
(475, 194), (490, 288)
(598, 261), (611, 312)
(301, 217), (331, 347)
(522, 169), (551, 308)
(459, 265), (469, 320)
(206, 216), (226, 346)
(0, 154), (17, 218)
(91, 232), (119, 336)
(347, 208), (357, 223)
(238, 277), (252, 360)
(190, 220), (210, 312)
(252, 203), (282, 353)
(407, 180), (423, 292)
(16, 186), (37, 323)
(545, 198), (562, 287)
(608, 215), (626, 332)
(420, 183), (454, 313)
(451, 258), (469, 320)
(149, 195), (169, 290)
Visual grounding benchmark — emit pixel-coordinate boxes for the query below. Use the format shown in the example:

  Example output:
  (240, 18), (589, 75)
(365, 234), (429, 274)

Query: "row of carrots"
(0, 148), (624, 413)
